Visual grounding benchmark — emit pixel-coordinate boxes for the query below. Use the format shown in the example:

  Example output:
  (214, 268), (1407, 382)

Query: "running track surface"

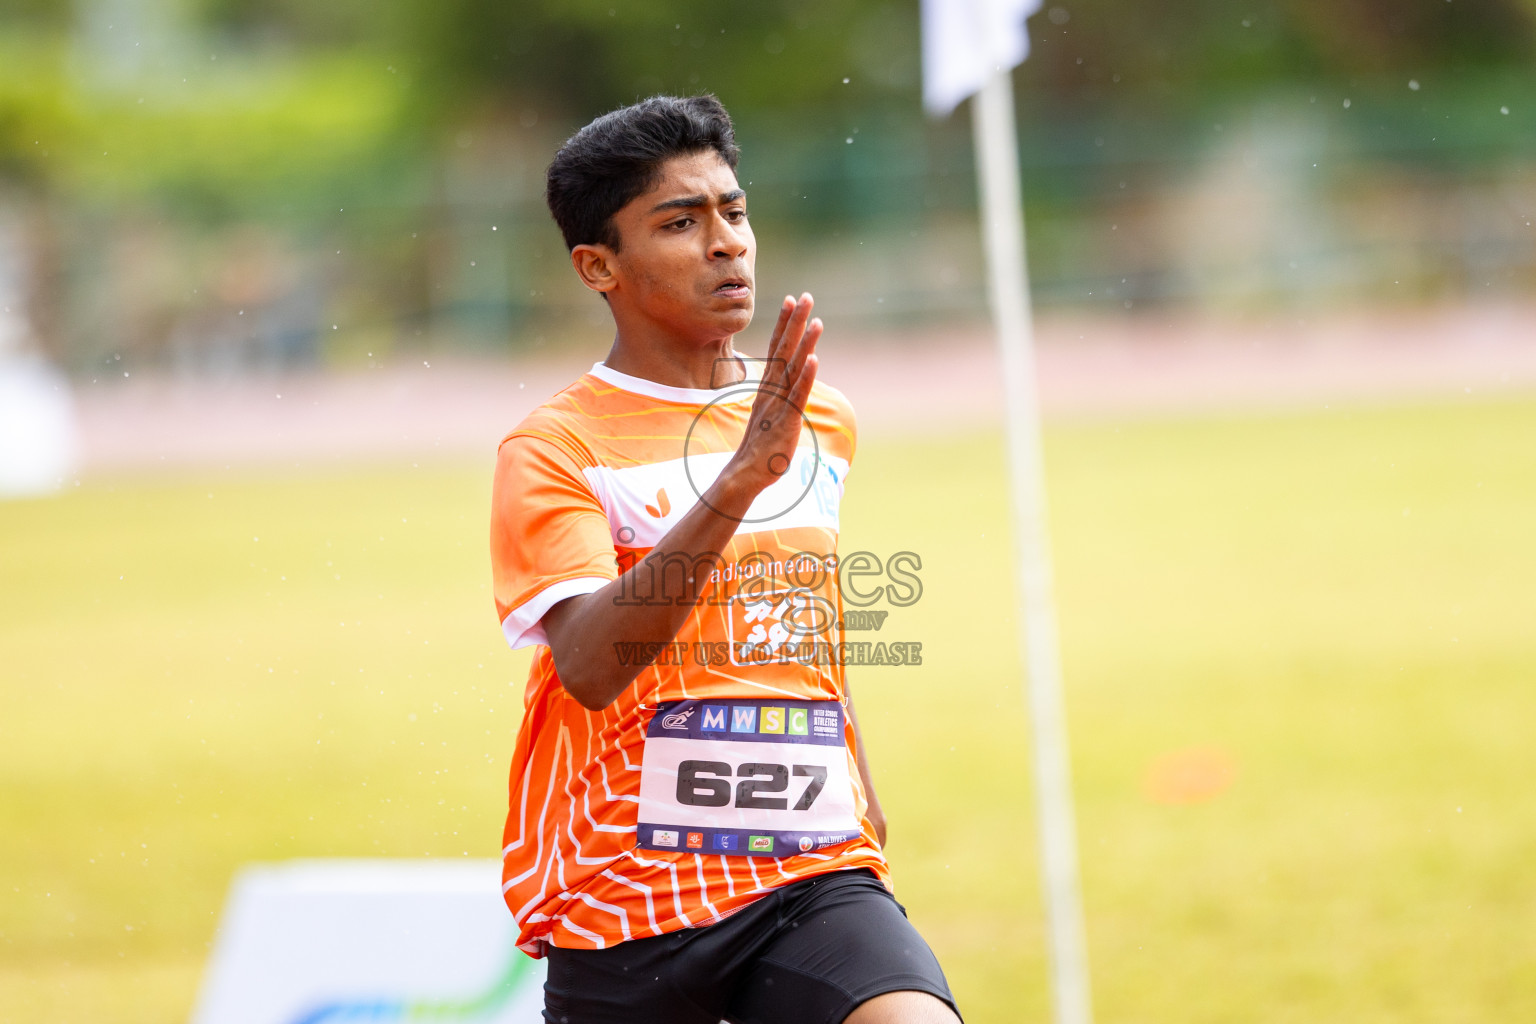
(74, 302), (1536, 474)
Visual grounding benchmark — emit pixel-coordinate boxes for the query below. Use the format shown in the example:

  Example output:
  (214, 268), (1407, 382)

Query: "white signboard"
(0, 354), (77, 499)
(190, 860), (545, 1024)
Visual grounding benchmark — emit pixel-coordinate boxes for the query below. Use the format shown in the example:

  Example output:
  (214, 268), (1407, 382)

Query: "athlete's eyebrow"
(650, 189), (747, 214)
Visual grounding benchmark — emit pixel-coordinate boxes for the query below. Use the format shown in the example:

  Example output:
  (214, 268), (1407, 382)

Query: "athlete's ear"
(571, 243), (619, 295)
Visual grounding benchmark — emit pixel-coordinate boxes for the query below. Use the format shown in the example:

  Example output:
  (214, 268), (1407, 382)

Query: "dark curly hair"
(546, 94), (741, 252)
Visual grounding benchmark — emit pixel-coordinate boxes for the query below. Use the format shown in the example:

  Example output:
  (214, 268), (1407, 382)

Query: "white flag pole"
(971, 69), (1094, 1024)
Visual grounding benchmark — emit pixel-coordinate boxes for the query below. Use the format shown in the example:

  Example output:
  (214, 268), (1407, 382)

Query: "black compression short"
(541, 868), (959, 1024)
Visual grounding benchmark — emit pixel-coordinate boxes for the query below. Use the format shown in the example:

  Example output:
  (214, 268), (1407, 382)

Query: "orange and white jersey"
(491, 358), (889, 954)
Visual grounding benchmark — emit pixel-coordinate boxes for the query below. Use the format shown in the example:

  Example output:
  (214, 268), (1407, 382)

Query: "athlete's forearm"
(541, 463), (758, 711)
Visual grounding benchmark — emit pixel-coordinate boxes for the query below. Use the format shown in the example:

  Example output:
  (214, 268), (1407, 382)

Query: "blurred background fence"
(3, 0), (1535, 379)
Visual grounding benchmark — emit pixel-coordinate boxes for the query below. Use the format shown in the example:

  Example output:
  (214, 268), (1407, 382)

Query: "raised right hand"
(725, 292), (821, 500)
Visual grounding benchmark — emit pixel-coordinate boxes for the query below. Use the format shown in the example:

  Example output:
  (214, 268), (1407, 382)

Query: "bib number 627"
(676, 760), (827, 811)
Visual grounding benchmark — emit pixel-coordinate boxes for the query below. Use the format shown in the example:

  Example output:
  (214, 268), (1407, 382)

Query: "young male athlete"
(491, 95), (960, 1024)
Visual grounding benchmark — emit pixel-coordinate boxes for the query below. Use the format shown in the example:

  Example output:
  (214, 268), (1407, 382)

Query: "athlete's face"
(577, 150), (755, 344)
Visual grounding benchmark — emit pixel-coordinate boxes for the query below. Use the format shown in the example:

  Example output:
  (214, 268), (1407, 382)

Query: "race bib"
(635, 698), (862, 858)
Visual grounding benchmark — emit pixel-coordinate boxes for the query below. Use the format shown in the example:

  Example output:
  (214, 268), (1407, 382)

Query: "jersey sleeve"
(491, 432), (618, 650)
(809, 379), (857, 485)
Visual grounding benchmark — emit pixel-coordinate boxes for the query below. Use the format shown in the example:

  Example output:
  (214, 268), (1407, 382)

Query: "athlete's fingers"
(745, 323), (814, 460)
(763, 319), (818, 444)
(787, 350), (819, 414)
(797, 316), (822, 372)
(780, 315), (820, 401)
(755, 355), (809, 433)
(745, 296), (813, 461)
(776, 294), (813, 371)
(761, 296), (796, 388)
(773, 294), (814, 392)
(764, 295), (795, 364)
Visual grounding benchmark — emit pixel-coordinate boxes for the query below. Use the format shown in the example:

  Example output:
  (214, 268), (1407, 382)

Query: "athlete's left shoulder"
(803, 377), (857, 463)
(806, 377), (856, 428)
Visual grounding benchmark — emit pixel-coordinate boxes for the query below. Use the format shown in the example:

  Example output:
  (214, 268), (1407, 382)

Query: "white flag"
(922, 0), (1043, 116)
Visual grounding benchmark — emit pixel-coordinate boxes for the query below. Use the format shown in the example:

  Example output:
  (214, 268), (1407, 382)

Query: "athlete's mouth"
(713, 277), (751, 299)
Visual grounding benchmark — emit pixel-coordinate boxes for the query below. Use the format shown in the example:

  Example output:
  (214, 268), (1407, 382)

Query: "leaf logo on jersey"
(645, 488), (672, 518)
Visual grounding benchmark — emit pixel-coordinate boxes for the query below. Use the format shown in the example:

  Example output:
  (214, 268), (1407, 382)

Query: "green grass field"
(4, 394), (1535, 1023)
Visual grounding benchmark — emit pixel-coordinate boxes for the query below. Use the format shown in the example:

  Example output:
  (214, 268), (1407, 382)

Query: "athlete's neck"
(602, 334), (746, 391)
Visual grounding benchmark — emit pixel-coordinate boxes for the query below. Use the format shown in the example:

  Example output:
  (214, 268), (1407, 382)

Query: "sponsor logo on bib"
(660, 708), (694, 730)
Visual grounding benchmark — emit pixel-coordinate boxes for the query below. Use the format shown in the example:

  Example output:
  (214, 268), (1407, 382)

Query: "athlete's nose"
(707, 214), (749, 261)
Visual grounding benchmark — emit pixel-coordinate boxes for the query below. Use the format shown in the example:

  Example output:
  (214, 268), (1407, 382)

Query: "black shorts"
(541, 868), (959, 1024)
